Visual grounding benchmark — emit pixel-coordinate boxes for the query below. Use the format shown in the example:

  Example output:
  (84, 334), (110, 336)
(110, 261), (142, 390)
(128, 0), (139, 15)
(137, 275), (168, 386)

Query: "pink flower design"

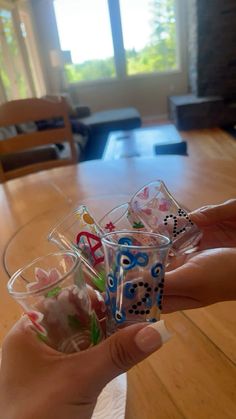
(26, 311), (47, 336)
(142, 208), (152, 216)
(27, 268), (61, 291)
(105, 221), (116, 232)
(158, 198), (171, 212)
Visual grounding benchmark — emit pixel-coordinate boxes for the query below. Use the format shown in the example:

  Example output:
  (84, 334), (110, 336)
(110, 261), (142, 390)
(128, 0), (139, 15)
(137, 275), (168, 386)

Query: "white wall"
(32, 0), (189, 119)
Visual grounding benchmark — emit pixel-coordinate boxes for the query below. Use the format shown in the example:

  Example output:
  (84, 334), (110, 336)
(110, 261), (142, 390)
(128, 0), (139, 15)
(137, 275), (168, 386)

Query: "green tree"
(125, 0), (177, 75)
(149, 0), (177, 70)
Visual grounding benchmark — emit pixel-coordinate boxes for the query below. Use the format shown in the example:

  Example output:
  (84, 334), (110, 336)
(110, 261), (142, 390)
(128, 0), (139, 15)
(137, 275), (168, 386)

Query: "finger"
(164, 248), (236, 310)
(2, 314), (56, 361)
(71, 321), (172, 393)
(190, 199), (236, 225)
(162, 295), (202, 313)
(164, 260), (199, 296)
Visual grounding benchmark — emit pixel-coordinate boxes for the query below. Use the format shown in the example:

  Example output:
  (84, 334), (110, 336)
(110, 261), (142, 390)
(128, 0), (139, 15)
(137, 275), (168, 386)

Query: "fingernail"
(135, 320), (172, 353)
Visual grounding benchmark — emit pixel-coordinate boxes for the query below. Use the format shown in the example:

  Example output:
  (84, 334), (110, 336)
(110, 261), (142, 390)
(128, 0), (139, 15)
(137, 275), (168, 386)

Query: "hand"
(190, 199), (236, 250)
(163, 247), (236, 313)
(166, 199), (236, 272)
(0, 317), (171, 419)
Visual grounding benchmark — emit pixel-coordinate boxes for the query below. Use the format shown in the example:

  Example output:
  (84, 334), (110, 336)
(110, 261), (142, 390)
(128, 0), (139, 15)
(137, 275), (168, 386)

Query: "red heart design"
(137, 186), (149, 200)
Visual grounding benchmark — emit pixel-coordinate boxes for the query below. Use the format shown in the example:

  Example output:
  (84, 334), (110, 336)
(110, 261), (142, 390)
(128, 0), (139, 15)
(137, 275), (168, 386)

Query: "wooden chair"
(0, 97), (77, 182)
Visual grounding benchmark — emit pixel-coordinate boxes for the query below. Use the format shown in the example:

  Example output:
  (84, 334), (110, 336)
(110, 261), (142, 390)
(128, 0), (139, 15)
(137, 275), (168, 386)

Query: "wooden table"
(0, 157), (236, 419)
(103, 125), (183, 159)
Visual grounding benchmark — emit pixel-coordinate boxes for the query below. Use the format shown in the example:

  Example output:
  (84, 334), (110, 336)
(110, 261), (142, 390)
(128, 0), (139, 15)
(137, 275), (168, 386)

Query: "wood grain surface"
(0, 150), (235, 418)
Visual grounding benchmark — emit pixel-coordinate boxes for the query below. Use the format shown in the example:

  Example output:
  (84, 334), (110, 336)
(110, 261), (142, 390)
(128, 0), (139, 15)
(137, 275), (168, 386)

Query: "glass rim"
(99, 202), (129, 226)
(130, 179), (180, 210)
(47, 204), (89, 242)
(7, 251), (80, 299)
(101, 230), (171, 250)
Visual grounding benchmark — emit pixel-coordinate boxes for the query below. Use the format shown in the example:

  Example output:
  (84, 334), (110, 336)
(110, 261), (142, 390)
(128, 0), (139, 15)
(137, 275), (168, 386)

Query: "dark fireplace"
(169, 0), (236, 130)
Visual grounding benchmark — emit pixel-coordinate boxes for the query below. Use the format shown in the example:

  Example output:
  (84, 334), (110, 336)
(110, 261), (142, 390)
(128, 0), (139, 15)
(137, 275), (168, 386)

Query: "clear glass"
(48, 205), (106, 291)
(102, 231), (171, 334)
(54, 0), (116, 82)
(7, 251), (103, 353)
(130, 180), (202, 254)
(99, 202), (146, 232)
(119, 0), (178, 76)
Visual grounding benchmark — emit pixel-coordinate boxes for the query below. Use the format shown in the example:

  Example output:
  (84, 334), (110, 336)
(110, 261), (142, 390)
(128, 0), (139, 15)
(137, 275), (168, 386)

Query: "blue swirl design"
(116, 250), (136, 270)
(114, 308), (126, 324)
(136, 252), (149, 267)
(104, 290), (111, 305)
(124, 282), (136, 299)
(118, 237), (133, 246)
(110, 297), (126, 324)
(151, 262), (163, 278)
(107, 273), (117, 292)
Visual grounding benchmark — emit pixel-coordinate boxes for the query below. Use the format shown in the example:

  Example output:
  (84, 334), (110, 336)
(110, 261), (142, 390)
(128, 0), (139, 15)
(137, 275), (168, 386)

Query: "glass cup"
(48, 205), (106, 291)
(7, 251), (103, 353)
(99, 202), (146, 232)
(130, 180), (202, 254)
(101, 230), (171, 334)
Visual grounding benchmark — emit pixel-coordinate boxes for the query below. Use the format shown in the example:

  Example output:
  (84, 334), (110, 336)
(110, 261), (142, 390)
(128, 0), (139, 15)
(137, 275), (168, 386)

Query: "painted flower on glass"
(27, 268), (61, 291)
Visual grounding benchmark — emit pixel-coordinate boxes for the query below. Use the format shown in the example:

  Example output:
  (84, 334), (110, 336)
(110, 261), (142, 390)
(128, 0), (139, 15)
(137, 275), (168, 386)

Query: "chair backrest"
(0, 97), (77, 182)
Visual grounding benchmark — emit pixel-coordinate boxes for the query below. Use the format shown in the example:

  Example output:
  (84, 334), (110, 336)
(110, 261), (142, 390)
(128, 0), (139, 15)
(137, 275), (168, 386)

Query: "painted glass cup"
(101, 231), (171, 334)
(48, 205), (106, 291)
(99, 202), (146, 232)
(130, 180), (202, 254)
(7, 251), (103, 353)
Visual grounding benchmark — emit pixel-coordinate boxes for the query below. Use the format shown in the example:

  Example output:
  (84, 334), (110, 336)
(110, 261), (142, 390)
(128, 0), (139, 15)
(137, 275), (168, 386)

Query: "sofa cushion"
(80, 108), (141, 134)
(0, 126), (18, 140)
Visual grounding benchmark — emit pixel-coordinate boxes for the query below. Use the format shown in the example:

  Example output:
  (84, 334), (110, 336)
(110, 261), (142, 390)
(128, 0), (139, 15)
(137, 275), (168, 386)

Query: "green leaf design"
(133, 221), (145, 229)
(68, 314), (81, 330)
(37, 332), (48, 343)
(45, 286), (62, 298)
(92, 270), (106, 292)
(90, 313), (101, 345)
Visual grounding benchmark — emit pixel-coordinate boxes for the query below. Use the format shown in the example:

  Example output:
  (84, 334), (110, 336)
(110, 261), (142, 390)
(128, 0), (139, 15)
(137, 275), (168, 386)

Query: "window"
(0, 0), (45, 102)
(54, 0), (116, 82)
(0, 7), (31, 100)
(120, 0), (177, 75)
(54, 0), (178, 84)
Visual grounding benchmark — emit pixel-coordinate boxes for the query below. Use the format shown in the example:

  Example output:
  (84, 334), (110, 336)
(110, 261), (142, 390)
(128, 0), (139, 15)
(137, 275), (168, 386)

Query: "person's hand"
(163, 247), (236, 313)
(0, 317), (171, 419)
(166, 199), (236, 272)
(190, 199), (236, 250)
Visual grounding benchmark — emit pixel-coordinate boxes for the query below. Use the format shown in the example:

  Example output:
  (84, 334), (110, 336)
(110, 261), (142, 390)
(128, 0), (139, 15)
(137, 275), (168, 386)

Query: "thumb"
(82, 320), (171, 388)
(190, 199), (236, 226)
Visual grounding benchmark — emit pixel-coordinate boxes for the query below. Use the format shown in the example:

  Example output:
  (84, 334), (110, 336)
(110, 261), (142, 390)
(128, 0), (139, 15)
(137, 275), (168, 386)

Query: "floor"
(181, 126), (236, 160)
(84, 119), (236, 162)
(141, 118), (236, 160)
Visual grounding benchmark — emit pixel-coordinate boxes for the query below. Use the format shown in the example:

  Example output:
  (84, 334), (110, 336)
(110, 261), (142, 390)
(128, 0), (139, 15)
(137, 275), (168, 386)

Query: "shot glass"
(101, 231), (171, 334)
(99, 202), (146, 232)
(7, 251), (103, 353)
(130, 180), (202, 254)
(48, 205), (106, 291)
